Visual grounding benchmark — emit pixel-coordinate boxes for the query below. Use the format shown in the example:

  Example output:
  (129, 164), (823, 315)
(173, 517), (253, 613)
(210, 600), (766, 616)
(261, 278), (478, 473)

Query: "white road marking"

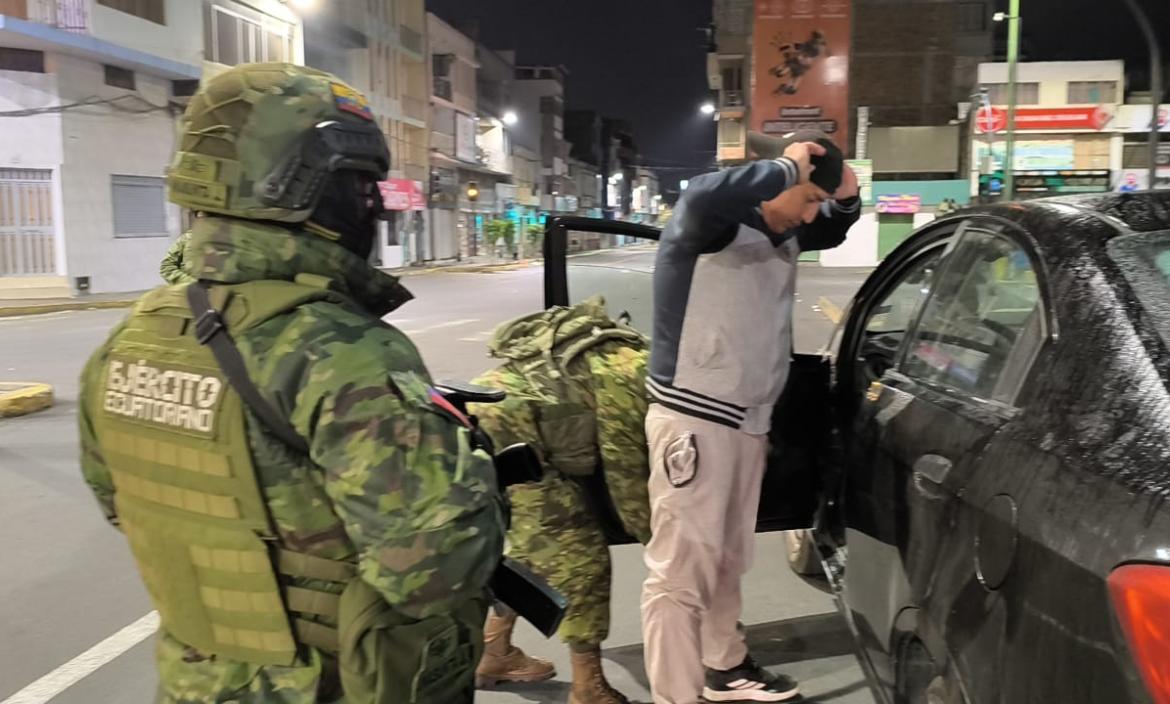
(1, 611), (159, 704)
(398, 318), (480, 335)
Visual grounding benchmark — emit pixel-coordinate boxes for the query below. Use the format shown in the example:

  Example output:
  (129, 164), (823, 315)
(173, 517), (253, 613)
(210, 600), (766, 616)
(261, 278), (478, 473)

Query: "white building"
(0, 0), (303, 297)
(971, 60), (1125, 198)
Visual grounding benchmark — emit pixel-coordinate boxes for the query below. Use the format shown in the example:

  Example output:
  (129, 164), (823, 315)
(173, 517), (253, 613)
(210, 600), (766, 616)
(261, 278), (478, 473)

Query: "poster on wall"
(976, 140), (1077, 171)
(752, 0), (851, 152)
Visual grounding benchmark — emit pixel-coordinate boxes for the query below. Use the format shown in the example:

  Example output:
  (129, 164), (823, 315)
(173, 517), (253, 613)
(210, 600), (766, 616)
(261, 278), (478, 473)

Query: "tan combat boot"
(569, 647), (633, 704)
(475, 610), (556, 688)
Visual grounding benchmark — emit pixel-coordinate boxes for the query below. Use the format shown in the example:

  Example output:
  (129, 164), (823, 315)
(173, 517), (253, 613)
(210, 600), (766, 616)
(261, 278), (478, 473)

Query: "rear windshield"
(1108, 230), (1170, 349)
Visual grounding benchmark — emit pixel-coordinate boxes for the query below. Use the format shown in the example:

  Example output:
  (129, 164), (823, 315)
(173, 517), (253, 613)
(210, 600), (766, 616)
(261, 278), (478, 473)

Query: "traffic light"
(467, 181), (480, 202)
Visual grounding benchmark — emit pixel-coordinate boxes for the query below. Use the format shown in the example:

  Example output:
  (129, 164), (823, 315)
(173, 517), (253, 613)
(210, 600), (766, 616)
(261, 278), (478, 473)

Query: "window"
(206, 3), (292, 67)
(97, 0), (165, 25)
(103, 65), (136, 90)
(903, 227), (1043, 403)
(0, 48), (45, 73)
(172, 79), (199, 97)
(984, 82), (1040, 106)
(1109, 230), (1170, 351)
(111, 176), (167, 238)
(1068, 80), (1118, 104)
(957, 2), (987, 32)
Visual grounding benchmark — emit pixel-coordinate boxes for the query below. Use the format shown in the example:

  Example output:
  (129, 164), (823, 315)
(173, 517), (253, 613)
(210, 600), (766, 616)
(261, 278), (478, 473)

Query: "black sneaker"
(702, 656), (800, 702)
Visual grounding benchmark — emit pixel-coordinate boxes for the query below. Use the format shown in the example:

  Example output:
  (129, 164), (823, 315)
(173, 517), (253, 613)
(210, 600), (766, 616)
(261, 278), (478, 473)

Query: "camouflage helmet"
(167, 63), (389, 222)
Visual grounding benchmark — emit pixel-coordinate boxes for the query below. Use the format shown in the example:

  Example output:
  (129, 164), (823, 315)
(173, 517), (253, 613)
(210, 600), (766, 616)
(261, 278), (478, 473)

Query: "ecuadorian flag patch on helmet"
(330, 82), (373, 120)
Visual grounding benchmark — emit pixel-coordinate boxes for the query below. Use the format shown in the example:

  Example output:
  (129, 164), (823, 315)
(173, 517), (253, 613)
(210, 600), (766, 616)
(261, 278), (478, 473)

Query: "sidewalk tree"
(486, 219), (516, 254)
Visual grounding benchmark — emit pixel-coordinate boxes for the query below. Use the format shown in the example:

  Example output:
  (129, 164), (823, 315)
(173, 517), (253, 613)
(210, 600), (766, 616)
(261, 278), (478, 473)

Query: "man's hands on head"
(782, 141), (827, 184)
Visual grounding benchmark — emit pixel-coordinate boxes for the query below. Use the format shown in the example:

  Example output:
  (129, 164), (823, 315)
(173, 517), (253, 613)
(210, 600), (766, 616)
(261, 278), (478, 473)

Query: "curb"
(0, 299), (136, 319)
(816, 296), (845, 325)
(393, 260), (540, 276)
(0, 382), (55, 418)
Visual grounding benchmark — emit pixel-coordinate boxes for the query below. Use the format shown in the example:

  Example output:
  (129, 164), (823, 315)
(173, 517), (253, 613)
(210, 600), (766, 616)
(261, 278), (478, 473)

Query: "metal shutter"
(111, 175), (167, 238)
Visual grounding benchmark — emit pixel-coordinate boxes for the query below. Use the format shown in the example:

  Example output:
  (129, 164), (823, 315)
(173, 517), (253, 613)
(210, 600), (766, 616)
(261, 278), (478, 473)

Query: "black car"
(540, 191), (1170, 704)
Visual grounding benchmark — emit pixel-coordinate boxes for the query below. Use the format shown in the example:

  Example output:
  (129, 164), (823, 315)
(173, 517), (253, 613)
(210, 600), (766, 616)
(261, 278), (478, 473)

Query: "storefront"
(971, 105), (1120, 200)
(377, 178), (426, 268)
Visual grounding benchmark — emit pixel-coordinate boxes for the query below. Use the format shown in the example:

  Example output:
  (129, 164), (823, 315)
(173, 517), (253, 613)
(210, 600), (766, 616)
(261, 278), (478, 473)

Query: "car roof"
(959, 191), (1170, 249)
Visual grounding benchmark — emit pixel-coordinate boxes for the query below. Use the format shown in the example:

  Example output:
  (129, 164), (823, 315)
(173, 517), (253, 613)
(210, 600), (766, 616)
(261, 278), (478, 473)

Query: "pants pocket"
(663, 432), (698, 488)
(337, 580), (487, 704)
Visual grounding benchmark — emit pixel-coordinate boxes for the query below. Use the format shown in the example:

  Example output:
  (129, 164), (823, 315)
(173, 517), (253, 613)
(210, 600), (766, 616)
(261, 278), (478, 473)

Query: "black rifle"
(186, 283), (567, 638)
(433, 382), (569, 637)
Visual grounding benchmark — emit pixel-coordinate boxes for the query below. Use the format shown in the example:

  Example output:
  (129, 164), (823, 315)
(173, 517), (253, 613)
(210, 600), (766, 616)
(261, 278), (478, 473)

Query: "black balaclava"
(746, 129), (844, 194)
(308, 169), (384, 259)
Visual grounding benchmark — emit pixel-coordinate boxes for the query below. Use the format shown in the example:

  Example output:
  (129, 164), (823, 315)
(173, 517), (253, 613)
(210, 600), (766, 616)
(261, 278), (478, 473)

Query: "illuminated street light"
(699, 102), (716, 115)
(502, 110), (518, 126)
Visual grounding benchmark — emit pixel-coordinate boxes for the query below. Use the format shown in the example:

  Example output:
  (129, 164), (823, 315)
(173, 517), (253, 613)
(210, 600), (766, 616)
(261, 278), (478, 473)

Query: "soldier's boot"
(475, 610), (556, 688)
(569, 647), (633, 704)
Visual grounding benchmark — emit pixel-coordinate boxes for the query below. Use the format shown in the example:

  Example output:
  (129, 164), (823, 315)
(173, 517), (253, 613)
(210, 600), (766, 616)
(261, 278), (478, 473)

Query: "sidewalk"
(0, 257), (540, 318)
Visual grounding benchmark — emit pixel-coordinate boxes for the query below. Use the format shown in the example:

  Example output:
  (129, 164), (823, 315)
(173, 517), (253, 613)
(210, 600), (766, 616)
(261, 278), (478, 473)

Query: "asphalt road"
(0, 254), (872, 704)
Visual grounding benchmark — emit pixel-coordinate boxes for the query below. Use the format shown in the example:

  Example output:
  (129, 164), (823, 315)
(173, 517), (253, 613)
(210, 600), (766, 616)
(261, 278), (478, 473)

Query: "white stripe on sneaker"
(702, 683), (801, 702)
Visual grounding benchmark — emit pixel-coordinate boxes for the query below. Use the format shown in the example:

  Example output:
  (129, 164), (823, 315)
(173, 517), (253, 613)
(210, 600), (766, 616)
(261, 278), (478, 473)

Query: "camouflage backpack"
(479, 296), (653, 543)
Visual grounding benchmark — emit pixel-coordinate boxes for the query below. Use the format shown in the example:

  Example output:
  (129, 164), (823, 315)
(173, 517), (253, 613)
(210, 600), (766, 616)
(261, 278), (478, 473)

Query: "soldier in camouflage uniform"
(159, 230), (194, 284)
(78, 63), (506, 703)
(469, 298), (652, 704)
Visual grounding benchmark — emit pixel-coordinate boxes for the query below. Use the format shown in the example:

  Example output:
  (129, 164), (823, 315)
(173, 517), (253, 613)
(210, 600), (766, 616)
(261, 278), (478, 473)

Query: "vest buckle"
(194, 309), (226, 344)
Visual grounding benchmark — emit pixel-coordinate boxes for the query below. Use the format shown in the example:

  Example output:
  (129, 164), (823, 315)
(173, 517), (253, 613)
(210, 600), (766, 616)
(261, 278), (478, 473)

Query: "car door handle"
(913, 454), (953, 486)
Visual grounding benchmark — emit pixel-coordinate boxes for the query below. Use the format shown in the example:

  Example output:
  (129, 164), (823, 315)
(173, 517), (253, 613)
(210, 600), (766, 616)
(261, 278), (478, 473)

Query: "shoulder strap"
(186, 282), (311, 455)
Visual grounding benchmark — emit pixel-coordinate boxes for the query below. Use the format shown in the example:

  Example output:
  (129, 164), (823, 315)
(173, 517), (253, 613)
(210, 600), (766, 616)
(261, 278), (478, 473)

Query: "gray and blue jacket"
(648, 158), (860, 433)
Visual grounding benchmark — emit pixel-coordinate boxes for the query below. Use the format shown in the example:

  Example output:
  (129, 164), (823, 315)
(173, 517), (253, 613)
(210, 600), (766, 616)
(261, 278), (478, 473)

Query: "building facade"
(972, 60), (1125, 199)
(303, 0), (428, 268)
(0, 0), (302, 296)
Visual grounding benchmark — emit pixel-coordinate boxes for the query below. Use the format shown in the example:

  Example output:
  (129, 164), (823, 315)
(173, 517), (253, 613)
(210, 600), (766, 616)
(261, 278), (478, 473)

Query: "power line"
(0, 94), (172, 118)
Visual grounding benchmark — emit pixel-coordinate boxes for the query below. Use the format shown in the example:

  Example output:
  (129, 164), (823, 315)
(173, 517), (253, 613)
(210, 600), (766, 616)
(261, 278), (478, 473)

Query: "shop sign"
(379, 178), (426, 211)
(1117, 104), (1170, 133)
(845, 159), (873, 205)
(875, 194), (921, 214)
(975, 106), (1114, 133)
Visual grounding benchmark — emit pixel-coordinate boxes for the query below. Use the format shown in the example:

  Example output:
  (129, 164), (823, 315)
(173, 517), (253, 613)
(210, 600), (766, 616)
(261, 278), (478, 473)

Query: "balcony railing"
(4, 0), (88, 32)
(433, 78), (453, 103)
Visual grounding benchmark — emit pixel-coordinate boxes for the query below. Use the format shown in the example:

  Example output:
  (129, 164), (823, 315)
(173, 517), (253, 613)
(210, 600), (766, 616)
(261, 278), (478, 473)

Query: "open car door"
(543, 217), (831, 543)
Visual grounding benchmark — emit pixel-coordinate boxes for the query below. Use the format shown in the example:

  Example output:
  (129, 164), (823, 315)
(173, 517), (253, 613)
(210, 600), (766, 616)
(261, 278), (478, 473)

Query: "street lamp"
(699, 102), (716, 116)
(994, 1), (1021, 199)
(502, 110), (518, 126)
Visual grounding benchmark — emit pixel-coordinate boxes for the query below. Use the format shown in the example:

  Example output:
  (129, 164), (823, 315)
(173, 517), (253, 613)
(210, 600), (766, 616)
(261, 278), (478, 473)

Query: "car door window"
(902, 227), (1044, 404)
(854, 247), (946, 380)
(565, 230), (657, 335)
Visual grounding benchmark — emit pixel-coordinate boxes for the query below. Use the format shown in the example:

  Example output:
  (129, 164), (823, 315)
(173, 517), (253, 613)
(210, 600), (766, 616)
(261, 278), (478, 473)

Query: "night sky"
(427, 0), (1170, 191)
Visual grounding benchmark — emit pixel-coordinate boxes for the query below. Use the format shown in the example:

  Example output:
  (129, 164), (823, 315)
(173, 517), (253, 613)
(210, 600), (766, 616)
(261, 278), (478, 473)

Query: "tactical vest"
(91, 277), (356, 667)
(486, 297), (647, 478)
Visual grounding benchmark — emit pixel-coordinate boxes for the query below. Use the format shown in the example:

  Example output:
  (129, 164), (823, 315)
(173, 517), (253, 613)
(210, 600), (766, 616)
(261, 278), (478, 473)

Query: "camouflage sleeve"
(260, 310), (506, 620)
(590, 346), (652, 544)
(78, 321), (128, 526)
(159, 232), (193, 285)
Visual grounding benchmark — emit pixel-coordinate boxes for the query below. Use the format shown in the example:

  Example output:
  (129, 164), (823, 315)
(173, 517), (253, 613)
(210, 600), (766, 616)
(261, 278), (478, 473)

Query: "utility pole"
(1123, 0), (1163, 190)
(1001, 0), (1022, 200)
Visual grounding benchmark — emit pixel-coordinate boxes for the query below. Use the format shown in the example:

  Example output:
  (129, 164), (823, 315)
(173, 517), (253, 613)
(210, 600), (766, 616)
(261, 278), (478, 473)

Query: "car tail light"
(1108, 564), (1170, 704)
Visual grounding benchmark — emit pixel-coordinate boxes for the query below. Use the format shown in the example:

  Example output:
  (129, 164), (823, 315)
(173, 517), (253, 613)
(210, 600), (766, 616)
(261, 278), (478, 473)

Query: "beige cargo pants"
(641, 403), (768, 704)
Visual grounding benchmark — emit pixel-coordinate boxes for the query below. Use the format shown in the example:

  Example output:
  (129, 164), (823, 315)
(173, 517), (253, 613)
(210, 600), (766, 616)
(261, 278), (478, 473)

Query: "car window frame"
(543, 216), (662, 309)
(893, 216), (1054, 413)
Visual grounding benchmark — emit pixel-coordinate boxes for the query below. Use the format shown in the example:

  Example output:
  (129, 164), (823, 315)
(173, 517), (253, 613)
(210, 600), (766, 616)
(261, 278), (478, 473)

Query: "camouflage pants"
(506, 473), (611, 646)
